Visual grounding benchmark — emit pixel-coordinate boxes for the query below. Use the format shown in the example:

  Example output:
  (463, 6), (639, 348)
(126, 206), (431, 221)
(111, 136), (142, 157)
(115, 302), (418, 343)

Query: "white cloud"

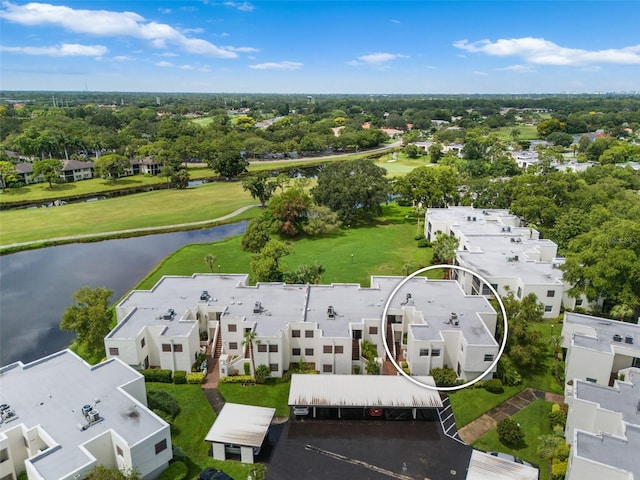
(223, 1), (254, 12)
(453, 37), (640, 66)
(155, 60), (173, 67)
(496, 64), (536, 73)
(347, 52), (409, 67)
(113, 55), (133, 61)
(180, 64), (195, 70)
(0, 42), (107, 56)
(390, 19), (401, 24)
(249, 61), (303, 70)
(158, 8), (171, 14)
(181, 27), (205, 34)
(156, 52), (178, 57)
(472, 70), (488, 76)
(0, 1), (237, 58)
(224, 46), (259, 53)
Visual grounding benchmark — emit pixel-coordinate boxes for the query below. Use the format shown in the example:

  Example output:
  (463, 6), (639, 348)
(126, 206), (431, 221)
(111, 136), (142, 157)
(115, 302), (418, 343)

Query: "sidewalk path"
(0, 204), (259, 250)
(457, 388), (562, 444)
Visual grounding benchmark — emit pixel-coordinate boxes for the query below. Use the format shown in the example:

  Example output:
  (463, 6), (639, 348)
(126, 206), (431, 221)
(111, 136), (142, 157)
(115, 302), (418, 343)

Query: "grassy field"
(217, 380), (291, 417)
(146, 383), (264, 480)
(494, 125), (540, 141)
(473, 400), (554, 480)
(448, 384), (526, 428)
(373, 152), (432, 176)
(136, 203), (436, 290)
(0, 181), (258, 246)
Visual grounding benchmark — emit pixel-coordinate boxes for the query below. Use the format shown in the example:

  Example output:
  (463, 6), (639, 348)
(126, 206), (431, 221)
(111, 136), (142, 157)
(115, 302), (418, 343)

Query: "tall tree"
(60, 286), (114, 355)
(94, 154), (130, 182)
(207, 148), (248, 179)
(242, 172), (277, 207)
(241, 214), (273, 253)
(0, 160), (17, 191)
(31, 158), (62, 189)
(268, 187), (312, 236)
(204, 253), (217, 273)
(311, 159), (389, 224)
(250, 240), (291, 283)
(432, 232), (459, 265)
(242, 329), (261, 376)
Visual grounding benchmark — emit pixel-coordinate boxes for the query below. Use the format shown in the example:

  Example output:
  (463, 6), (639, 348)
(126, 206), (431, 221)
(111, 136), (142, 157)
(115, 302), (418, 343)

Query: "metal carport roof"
(288, 374), (443, 408)
(466, 450), (539, 480)
(205, 403), (275, 448)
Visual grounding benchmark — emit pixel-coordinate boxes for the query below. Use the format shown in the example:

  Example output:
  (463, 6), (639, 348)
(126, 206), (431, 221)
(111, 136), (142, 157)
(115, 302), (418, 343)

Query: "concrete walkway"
(457, 388), (563, 444)
(0, 204), (259, 250)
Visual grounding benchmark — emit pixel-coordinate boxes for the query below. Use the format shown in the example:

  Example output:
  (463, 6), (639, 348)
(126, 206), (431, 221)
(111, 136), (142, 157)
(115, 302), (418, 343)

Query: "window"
(586, 377), (597, 384)
(229, 342), (238, 350)
(323, 345), (332, 354)
(292, 348), (301, 356)
(369, 326), (378, 335)
(162, 344), (171, 352)
(432, 349), (441, 357)
(292, 329), (300, 337)
(419, 349), (429, 357)
(116, 445), (123, 457)
(305, 348), (314, 356)
(516, 287), (522, 298)
(484, 354), (494, 362)
(544, 305), (553, 313)
(269, 344), (278, 353)
(257, 344), (267, 353)
(140, 337), (146, 349)
(305, 330), (314, 338)
(323, 364), (333, 373)
(228, 324), (237, 332)
(547, 290), (556, 297)
(173, 344), (183, 352)
(109, 347), (119, 356)
(335, 345), (344, 354)
(576, 299), (583, 306)
(269, 364), (278, 372)
(0, 448), (9, 462)
(155, 439), (167, 454)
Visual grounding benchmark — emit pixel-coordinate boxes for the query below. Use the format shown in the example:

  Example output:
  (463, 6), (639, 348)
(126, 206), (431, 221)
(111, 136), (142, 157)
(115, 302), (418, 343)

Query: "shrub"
(191, 353), (207, 372)
(551, 460), (568, 480)
(361, 341), (377, 361)
(352, 365), (361, 374)
(417, 238), (432, 248)
(153, 408), (173, 425)
(244, 362), (251, 375)
(495, 356), (522, 386)
(414, 234), (425, 241)
(555, 443), (570, 462)
(549, 409), (567, 429)
(171, 446), (187, 464)
(218, 375), (254, 384)
(199, 330), (208, 341)
(497, 417), (525, 446)
(484, 378), (505, 394)
(429, 367), (459, 387)
(255, 364), (271, 384)
(173, 370), (187, 384)
(158, 461), (188, 480)
(148, 390), (181, 418)
(141, 369), (173, 383)
(473, 380), (485, 389)
(366, 360), (381, 375)
(186, 372), (205, 384)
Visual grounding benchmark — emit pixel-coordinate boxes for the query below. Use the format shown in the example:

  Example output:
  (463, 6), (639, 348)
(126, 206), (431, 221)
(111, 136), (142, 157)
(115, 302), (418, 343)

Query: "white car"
(292, 406), (310, 416)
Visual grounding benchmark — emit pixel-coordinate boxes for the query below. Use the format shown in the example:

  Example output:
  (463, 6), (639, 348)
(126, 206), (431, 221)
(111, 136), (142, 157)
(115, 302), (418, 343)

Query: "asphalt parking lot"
(262, 414), (472, 480)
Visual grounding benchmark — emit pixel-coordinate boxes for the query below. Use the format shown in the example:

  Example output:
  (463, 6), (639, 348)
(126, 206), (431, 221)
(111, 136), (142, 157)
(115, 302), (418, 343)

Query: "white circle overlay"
(381, 264), (508, 392)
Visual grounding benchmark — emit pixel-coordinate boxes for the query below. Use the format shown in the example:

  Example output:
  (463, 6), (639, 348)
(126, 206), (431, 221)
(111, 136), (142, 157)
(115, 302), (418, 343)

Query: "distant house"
(129, 157), (161, 176)
(61, 159), (94, 182)
(14, 162), (36, 185)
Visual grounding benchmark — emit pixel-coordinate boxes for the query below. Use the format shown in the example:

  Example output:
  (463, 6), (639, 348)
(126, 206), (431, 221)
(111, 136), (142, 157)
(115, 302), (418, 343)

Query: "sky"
(1, 0), (639, 94)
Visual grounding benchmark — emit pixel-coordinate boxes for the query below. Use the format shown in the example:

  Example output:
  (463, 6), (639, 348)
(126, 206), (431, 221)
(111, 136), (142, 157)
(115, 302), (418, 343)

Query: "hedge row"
(218, 374), (254, 384)
(186, 372), (205, 384)
(141, 369), (173, 383)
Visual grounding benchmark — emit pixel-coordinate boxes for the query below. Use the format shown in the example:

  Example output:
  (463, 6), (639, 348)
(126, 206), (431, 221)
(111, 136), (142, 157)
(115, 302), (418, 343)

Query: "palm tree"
(537, 434), (562, 480)
(433, 232), (459, 278)
(242, 330), (261, 376)
(204, 254), (217, 273)
(549, 335), (563, 383)
(510, 128), (521, 146)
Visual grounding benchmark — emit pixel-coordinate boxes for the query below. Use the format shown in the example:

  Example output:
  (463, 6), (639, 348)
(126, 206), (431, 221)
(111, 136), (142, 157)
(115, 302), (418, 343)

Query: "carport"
(205, 403), (275, 464)
(288, 374), (442, 419)
(467, 450), (539, 480)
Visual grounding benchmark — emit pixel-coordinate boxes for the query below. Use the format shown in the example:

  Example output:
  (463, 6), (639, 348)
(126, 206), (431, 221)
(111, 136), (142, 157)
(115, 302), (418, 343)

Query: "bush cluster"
(186, 372), (205, 384)
(173, 370), (187, 384)
(191, 353), (207, 372)
(147, 390), (181, 418)
(497, 417), (525, 446)
(141, 369), (173, 383)
(218, 375), (254, 384)
(417, 238), (432, 248)
(483, 378), (505, 394)
(429, 367), (460, 387)
(158, 461), (187, 480)
(549, 404), (567, 429)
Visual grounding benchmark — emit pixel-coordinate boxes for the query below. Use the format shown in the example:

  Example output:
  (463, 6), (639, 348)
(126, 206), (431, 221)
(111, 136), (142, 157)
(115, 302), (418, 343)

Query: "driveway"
(263, 416), (471, 480)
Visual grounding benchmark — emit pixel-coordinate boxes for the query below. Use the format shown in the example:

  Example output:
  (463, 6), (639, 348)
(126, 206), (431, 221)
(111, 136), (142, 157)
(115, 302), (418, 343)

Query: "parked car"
(293, 406), (310, 416)
(488, 452), (533, 467)
(368, 407), (384, 417)
(199, 468), (233, 480)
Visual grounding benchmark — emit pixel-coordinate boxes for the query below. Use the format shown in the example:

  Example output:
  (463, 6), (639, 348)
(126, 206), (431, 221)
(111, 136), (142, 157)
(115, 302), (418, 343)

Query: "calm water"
(0, 222), (247, 366)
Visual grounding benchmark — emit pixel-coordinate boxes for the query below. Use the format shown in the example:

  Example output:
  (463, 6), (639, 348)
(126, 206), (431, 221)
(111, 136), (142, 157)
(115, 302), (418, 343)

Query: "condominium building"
(425, 206), (589, 317)
(107, 274), (499, 381)
(0, 350), (171, 480)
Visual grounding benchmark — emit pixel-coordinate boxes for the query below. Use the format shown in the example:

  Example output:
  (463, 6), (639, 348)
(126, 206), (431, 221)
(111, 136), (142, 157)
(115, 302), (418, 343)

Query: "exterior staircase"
(352, 339), (360, 361)
(214, 330), (223, 358)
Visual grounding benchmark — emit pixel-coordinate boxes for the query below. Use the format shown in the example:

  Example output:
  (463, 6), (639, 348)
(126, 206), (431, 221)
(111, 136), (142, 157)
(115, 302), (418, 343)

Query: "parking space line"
(304, 444), (425, 480)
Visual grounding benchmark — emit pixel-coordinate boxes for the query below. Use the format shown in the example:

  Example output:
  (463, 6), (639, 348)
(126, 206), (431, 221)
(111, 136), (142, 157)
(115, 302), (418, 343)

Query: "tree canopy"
(60, 286), (114, 355)
(32, 158), (62, 189)
(94, 154), (130, 182)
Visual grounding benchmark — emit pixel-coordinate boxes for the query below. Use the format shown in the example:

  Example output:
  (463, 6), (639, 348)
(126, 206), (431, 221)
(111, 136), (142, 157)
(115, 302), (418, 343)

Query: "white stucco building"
(425, 206), (590, 317)
(0, 350), (171, 480)
(108, 274), (499, 382)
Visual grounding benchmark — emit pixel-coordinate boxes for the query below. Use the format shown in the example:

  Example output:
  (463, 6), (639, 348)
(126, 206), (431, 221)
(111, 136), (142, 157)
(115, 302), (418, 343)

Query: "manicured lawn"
(374, 153), (432, 176)
(0, 181), (258, 245)
(523, 319), (565, 395)
(146, 383), (265, 480)
(473, 400), (554, 480)
(217, 380), (291, 417)
(448, 384), (526, 428)
(494, 125), (540, 141)
(136, 203), (437, 290)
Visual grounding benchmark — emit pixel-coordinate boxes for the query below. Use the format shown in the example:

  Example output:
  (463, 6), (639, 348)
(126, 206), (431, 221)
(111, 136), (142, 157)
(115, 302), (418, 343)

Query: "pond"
(0, 222), (247, 367)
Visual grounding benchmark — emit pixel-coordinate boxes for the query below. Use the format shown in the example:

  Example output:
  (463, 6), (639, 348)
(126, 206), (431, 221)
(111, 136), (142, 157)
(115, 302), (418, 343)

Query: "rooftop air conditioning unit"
(200, 291), (210, 301)
(327, 305), (336, 318)
(467, 216), (471, 221)
(511, 238), (515, 243)
(88, 410), (100, 423)
(253, 302), (263, 314)
(625, 336), (634, 344)
(613, 334), (622, 342)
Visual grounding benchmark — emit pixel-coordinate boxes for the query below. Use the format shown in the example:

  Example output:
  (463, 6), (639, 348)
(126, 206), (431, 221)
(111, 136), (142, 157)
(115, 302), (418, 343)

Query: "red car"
(368, 408), (384, 417)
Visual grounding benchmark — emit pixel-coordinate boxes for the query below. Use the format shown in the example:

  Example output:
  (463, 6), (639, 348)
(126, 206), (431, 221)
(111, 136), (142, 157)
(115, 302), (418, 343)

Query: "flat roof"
(467, 450), (538, 480)
(0, 350), (167, 479)
(564, 312), (639, 354)
(574, 368), (640, 425)
(288, 374), (443, 408)
(204, 403), (275, 448)
(575, 424), (640, 478)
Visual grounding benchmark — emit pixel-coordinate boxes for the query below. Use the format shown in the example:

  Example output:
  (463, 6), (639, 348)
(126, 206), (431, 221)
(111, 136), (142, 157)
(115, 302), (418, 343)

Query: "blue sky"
(1, 1), (639, 94)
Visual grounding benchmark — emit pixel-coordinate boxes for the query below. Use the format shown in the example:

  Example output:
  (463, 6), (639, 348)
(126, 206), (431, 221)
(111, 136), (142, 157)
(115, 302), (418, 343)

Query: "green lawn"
(217, 380), (291, 417)
(522, 319), (565, 395)
(448, 384), (526, 428)
(136, 203), (436, 290)
(146, 383), (265, 480)
(473, 400), (554, 480)
(494, 125), (540, 141)
(0, 181), (258, 246)
(373, 153), (432, 176)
